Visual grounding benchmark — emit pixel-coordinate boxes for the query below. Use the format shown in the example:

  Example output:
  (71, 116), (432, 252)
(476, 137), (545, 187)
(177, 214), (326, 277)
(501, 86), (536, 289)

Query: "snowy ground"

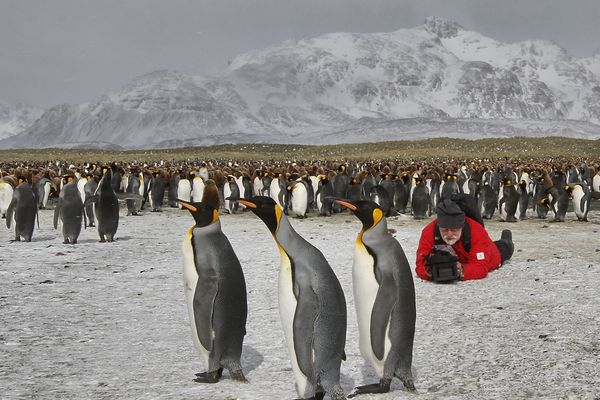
(1, 202), (599, 400)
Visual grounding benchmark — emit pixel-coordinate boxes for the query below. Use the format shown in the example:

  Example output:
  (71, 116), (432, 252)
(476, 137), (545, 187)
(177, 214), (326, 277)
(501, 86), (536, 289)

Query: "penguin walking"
(6, 180), (38, 242)
(239, 196), (347, 400)
(547, 185), (569, 222)
(0, 179), (14, 218)
(54, 177), (84, 244)
(335, 199), (415, 397)
(178, 197), (248, 383)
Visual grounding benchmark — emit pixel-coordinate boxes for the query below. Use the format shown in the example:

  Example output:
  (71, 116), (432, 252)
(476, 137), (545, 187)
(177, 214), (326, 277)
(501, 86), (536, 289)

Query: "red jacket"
(415, 217), (502, 281)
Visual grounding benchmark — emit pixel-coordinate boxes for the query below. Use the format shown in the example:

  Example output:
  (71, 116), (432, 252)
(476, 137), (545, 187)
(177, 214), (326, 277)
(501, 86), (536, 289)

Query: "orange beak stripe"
(335, 199), (357, 211)
(177, 200), (197, 212)
(238, 199), (257, 209)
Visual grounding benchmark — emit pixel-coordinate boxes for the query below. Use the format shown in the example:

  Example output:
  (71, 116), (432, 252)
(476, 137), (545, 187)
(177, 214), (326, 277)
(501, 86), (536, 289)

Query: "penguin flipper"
(293, 284), (319, 380)
(193, 278), (219, 351)
(6, 199), (15, 228)
(53, 199), (62, 229)
(370, 279), (397, 361)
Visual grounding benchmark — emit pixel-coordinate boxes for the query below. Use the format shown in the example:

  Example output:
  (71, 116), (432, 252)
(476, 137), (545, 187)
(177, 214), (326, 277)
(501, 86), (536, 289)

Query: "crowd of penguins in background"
(2, 155), (600, 399)
(1, 156), (600, 243)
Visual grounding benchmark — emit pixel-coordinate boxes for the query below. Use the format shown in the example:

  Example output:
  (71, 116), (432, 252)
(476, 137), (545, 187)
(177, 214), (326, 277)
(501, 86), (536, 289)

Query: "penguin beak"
(177, 199), (197, 212)
(334, 199), (357, 211)
(238, 199), (257, 209)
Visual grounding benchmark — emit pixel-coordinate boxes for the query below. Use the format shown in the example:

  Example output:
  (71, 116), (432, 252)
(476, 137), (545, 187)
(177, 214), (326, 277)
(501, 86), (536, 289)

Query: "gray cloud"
(1, 0), (599, 108)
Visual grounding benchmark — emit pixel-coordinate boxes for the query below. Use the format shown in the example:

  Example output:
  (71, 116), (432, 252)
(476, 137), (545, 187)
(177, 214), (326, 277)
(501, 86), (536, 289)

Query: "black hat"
(436, 199), (465, 229)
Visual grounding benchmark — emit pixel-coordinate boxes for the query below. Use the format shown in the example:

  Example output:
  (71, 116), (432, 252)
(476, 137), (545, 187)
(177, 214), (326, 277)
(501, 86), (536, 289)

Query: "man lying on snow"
(415, 198), (514, 282)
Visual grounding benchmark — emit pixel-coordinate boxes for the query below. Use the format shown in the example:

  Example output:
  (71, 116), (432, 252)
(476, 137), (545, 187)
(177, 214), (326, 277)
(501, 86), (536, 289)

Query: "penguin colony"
(2, 157), (600, 398)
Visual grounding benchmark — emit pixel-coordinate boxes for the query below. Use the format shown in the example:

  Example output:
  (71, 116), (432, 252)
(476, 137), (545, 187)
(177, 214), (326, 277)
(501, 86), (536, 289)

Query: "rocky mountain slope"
(2, 16), (599, 149)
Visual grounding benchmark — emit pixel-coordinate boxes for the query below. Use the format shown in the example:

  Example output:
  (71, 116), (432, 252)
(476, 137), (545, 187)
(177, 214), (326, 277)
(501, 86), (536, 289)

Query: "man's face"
(440, 227), (463, 245)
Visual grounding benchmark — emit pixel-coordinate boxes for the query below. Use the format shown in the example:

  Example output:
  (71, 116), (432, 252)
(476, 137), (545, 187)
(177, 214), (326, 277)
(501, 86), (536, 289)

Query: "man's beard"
(442, 236), (459, 246)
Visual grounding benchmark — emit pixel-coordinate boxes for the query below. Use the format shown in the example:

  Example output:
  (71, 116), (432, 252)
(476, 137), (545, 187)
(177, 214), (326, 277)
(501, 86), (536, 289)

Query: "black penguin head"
(238, 196), (279, 234)
(334, 199), (383, 230)
(177, 199), (218, 228)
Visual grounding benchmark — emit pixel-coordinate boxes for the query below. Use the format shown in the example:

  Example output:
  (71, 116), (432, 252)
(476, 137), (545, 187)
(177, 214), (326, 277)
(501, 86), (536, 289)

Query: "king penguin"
(238, 196), (347, 400)
(6, 179), (38, 242)
(567, 184), (590, 222)
(91, 168), (120, 242)
(0, 179), (14, 218)
(178, 190), (248, 383)
(335, 199), (416, 396)
(54, 176), (84, 244)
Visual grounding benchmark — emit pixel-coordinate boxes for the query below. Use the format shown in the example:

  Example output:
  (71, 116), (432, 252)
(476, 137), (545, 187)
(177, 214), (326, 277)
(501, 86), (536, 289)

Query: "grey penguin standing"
(91, 168), (120, 242)
(410, 176), (429, 219)
(178, 193), (248, 384)
(238, 196), (347, 400)
(6, 179), (38, 242)
(149, 171), (166, 212)
(316, 174), (335, 217)
(567, 183), (591, 222)
(126, 170), (141, 216)
(546, 184), (569, 222)
(54, 176), (84, 244)
(532, 174), (550, 219)
(83, 173), (98, 227)
(346, 177), (363, 203)
(335, 199), (416, 397)
(478, 184), (498, 220)
(516, 179), (529, 220)
(498, 177), (519, 222)
(332, 165), (350, 213)
(369, 185), (392, 217)
(168, 169), (182, 207)
(393, 173), (410, 214)
(34, 176), (54, 209)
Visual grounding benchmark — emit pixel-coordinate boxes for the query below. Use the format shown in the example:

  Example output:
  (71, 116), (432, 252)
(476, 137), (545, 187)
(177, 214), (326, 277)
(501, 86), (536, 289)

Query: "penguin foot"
(230, 371), (248, 382)
(193, 368), (223, 383)
(399, 377), (416, 392)
(348, 381), (390, 398)
(293, 394), (324, 400)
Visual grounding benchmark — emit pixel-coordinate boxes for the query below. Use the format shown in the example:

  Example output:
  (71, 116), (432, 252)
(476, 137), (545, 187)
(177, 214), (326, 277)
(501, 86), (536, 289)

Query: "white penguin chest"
(290, 185), (307, 216)
(353, 239), (390, 378)
(277, 247), (311, 397)
(572, 187), (587, 215)
(181, 232), (210, 364)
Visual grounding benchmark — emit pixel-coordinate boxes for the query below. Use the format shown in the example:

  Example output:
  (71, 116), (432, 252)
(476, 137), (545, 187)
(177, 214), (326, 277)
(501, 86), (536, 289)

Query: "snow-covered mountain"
(2, 16), (599, 149)
(0, 102), (43, 141)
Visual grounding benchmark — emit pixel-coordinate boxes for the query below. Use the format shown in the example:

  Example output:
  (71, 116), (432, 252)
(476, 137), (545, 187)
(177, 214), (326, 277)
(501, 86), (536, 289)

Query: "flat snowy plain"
(1, 202), (599, 399)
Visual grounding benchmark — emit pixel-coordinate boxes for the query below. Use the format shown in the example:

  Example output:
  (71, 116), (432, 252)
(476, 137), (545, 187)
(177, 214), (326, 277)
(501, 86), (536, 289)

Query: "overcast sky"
(2, 0), (599, 108)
